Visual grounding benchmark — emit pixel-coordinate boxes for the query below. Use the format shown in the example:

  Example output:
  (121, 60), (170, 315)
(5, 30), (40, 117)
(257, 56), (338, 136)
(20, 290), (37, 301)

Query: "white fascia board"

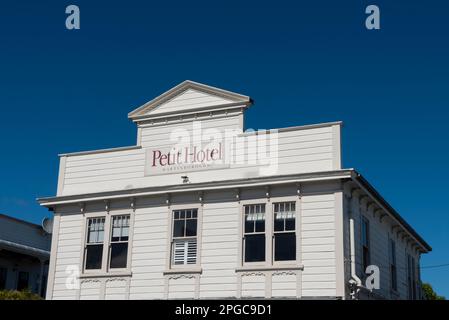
(37, 170), (354, 207)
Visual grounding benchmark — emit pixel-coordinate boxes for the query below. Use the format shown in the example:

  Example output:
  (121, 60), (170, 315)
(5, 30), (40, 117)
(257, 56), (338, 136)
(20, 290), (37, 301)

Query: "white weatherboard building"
(38, 81), (431, 300)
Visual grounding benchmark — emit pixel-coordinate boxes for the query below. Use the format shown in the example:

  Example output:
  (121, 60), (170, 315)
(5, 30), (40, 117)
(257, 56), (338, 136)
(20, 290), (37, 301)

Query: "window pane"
(285, 218), (295, 231)
(274, 218), (284, 232)
(85, 244), (103, 270)
(274, 232), (296, 261)
(244, 234), (265, 262)
(185, 219), (197, 237)
(245, 220), (254, 233)
(173, 220), (185, 237)
(110, 243), (128, 269)
(255, 219), (265, 232)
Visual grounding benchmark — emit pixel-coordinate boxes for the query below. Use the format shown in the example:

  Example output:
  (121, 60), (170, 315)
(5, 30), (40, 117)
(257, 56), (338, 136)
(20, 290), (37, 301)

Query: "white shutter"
(187, 240), (197, 264)
(173, 239), (197, 265)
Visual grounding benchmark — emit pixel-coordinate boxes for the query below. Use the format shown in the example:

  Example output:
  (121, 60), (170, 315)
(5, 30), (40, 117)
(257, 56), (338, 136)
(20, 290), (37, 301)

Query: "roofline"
(0, 239), (50, 259)
(128, 80), (252, 119)
(0, 213), (43, 230)
(37, 169), (354, 206)
(36, 166), (430, 252)
(350, 171), (432, 252)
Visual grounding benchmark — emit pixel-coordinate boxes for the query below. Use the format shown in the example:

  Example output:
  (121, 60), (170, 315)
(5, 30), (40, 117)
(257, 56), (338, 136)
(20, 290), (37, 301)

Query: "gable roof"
(128, 80), (252, 120)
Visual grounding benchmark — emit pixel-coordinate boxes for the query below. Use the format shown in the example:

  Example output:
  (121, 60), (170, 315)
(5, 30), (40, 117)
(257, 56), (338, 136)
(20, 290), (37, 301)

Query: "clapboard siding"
(301, 193), (337, 297)
(345, 195), (422, 300)
(51, 213), (83, 300)
(129, 205), (168, 299)
(60, 122), (339, 196)
(200, 200), (239, 298)
(147, 89), (234, 115)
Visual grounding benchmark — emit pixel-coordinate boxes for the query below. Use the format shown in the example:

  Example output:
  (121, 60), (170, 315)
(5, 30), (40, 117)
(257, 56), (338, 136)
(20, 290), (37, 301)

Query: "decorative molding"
(241, 271), (265, 277)
(296, 183), (302, 198)
(79, 202), (85, 215)
(167, 274), (196, 280)
(130, 197), (136, 211)
(272, 270), (297, 276)
(105, 277), (127, 283)
(104, 199), (110, 212)
(166, 193), (171, 207)
(198, 191), (204, 205)
(265, 186), (271, 201)
(80, 278), (101, 284)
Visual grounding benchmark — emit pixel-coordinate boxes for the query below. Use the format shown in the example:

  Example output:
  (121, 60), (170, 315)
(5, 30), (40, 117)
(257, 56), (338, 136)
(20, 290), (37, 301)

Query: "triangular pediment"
(128, 80), (251, 120)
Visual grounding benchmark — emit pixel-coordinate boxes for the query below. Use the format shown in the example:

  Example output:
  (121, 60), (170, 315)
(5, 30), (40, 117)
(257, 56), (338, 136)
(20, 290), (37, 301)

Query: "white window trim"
(388, 234), (399, 295)
(238, 196), (301, 270)
(165, 204), (203, 273)
(360, 214), (370, 277)
(79, 210), (134, 277)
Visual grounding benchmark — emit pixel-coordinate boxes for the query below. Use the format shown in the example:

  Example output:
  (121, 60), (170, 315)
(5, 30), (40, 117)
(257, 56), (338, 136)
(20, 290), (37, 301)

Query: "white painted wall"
(48, 183), (343, 300)
(344, 193), (422, 300)
(59, 121), (341, 196)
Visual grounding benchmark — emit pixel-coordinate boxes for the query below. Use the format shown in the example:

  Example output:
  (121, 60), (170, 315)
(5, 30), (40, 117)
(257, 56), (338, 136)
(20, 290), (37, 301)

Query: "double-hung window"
(389, 239), (397, 291)
(243, 204), (266, 263)
(85, 217), (105, 270)
(83, 214), (131, 272)
(361, 216), (370, 273)
(273, 202), (296, 261)
(109, 215), (130, 269)
(172, 209), (198, 266)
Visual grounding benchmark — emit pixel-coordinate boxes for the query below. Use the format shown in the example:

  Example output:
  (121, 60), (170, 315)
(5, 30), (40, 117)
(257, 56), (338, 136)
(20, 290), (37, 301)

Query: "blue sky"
(0, 0), (448, 297)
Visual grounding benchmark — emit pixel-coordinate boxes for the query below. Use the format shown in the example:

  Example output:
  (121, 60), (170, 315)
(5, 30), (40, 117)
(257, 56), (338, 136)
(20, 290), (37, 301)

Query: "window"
(243, 204), (266, 263)
(389, 239), (397, 291)
(273, 202), (296, 261)
(85, 217), (105, 270)
(172, 209), (198, 266)
(109, 215), (130, 269)
(0, 267), (7, 290)
(406, 253), (417, 299)
(411, 256), (417, 299)
(16, 271), (29, 291)
(361, 217), (370, 272)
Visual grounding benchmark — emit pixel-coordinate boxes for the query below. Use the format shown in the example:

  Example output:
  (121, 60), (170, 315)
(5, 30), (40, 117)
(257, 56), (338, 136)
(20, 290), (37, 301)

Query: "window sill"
(235, 264), (304, 273)
(79, 271), (132, 279)
(163, 267), (202, 275)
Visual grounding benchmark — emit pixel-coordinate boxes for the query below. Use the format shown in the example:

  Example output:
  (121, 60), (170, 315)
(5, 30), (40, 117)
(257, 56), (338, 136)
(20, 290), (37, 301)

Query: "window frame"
(80, 211), (134, 276)
(108, 214), (131, 271)
(272, 201), (297, 264)
(361, 215), (370, 275)
(239, 196), (300, 269)
(242, 202), (268, 266)
(166, 204), (203, 271)
(389, 238), (398, 292)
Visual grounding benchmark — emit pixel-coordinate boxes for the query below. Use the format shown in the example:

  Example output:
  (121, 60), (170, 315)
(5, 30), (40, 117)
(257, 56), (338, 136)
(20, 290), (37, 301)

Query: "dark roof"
(0, 213), (42, 230)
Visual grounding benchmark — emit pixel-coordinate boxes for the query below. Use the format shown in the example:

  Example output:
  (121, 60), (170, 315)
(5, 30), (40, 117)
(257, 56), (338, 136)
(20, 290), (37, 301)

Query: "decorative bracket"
(79, 202), (85, 216)
(235, 188), (240, 202)
(130, 197), (136, 212)
(296, 183), (302, 198)
(198, 191), (204, 206)
(265, 186), (271, 201)
(166, 193), (171, 207)
(104, 200), (110, 213)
